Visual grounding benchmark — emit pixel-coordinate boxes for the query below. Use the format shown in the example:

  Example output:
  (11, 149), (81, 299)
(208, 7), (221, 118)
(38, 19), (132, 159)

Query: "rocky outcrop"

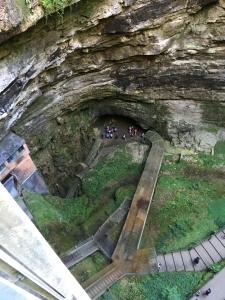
(0, 0), (82, 44)
(0, 0), (44, 43)
(0, 0), (225, 152)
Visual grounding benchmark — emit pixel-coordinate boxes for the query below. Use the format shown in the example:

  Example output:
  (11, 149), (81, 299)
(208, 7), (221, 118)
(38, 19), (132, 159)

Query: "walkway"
(61, 237), (99, 268)
(190, 267), (225, 300)
(61, 199), (131, 267)
(94, 198), (131, 258)
(83, 263), (126, 300)
(83, 131), (165, 299)
(112, 131), (164, 262)
(157, 230), (225, 273)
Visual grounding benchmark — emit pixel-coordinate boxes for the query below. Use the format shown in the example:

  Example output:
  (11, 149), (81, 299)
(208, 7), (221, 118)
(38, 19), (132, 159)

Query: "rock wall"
(0, 0), (225, 152)
(0, 0), (44, 43)
(0, 0), (81, 44)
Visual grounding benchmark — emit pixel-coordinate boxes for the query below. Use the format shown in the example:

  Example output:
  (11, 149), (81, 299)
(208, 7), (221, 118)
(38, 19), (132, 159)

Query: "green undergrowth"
(83, 149), (140, 199)
(209, 260), (225, 274)
(70, 251), (109, 283)
(114, 186), (136, 203)
(41, 0), (73, 14)
(23, 146), (142, 254)
(197, 140), (225, 167)
(101, 261), (225, 300)
(100, 272), (208, 300)
(142, 141), (225, 253)
(40, 0), (102, 18)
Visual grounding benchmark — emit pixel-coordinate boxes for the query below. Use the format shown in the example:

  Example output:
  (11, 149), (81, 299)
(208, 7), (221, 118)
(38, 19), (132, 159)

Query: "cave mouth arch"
(92, 113), (145, 140)
(12, 99), (168, 196)
(48, 111), (147, 197)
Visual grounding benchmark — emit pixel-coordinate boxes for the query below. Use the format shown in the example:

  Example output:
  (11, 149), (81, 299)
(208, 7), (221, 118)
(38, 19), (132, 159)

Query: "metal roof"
(0, 133), (25, 166)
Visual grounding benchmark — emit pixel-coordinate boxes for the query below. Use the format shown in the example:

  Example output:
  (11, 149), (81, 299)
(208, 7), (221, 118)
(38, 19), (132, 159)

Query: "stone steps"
(157, 230), (225, 273)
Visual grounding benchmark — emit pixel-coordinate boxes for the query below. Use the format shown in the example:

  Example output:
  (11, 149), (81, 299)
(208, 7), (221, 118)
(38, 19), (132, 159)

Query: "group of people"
(102, 126), (118, 139)
(194, 257), (211, 298)
(195, 288), (211, 298)
(101, 124), (144, 140)
(128, 125), (138, 137)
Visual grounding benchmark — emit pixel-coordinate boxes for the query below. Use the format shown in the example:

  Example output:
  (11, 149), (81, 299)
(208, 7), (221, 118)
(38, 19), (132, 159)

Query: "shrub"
(41, 0), (71, 14)
(161, 286), (182, 300)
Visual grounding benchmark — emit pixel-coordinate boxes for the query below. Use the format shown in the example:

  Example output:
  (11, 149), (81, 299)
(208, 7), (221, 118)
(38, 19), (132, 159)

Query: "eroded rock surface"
(0, 0), (225, 152)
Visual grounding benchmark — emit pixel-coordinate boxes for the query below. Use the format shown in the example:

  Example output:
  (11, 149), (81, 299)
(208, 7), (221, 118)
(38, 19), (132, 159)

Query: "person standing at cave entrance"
(128, 126), (132, 134)
(113, 126), (117, 133)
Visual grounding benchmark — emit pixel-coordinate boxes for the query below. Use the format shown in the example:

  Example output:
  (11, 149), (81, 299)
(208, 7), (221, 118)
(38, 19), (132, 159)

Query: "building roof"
(0, 133), (25, 166)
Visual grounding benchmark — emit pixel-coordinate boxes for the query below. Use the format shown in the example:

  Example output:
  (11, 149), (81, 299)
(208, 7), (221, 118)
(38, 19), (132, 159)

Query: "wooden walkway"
(83, 131), (165, 299)
(112, 132), (164, 262)
(61, 237), (99, 268)
(61, 199), (131, 267)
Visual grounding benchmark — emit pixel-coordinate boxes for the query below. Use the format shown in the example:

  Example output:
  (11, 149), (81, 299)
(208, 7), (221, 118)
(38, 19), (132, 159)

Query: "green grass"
(197, 140), (225, 168)
(100, 272), (208, 300)
(154, 174), (221, 252)
(23, 146), (142, 254)
(70, 251), (109, 283)
(83, 149), (141, 199)
(115, 186), (136, 203)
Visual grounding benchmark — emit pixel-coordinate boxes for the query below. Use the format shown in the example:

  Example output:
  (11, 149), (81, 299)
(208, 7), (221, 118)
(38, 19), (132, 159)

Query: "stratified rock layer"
(0, 0), (225, 151)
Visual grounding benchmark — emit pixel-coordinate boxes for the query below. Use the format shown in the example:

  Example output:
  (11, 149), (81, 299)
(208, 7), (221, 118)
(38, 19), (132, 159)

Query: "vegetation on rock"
(40, 0), (73, 14)
(28, 110), (93, 196)
(23, 145), (142, 254)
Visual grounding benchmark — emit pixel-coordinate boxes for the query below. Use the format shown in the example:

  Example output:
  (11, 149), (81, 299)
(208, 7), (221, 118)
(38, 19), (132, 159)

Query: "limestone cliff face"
(0, 0), (44, 43)
(0, 0), (225, 151)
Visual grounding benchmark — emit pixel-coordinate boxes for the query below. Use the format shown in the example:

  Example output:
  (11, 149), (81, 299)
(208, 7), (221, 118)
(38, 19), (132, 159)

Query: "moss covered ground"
(141, 141), (225, 253)
(23, 145), (142, 254)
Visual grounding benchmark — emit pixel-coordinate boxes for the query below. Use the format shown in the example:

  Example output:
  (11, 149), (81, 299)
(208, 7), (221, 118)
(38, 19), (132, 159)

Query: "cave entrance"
(92, 114), (145, 144)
